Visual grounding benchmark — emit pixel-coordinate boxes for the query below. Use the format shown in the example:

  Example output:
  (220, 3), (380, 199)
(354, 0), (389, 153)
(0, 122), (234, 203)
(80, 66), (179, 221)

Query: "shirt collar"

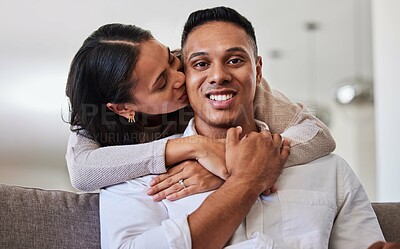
(182, 118), (270, 138)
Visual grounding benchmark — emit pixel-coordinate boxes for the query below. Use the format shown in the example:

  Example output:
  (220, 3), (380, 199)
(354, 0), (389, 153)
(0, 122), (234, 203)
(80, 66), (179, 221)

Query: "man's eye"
(228, 58), (243, 64)
(194, 62), (209, 68)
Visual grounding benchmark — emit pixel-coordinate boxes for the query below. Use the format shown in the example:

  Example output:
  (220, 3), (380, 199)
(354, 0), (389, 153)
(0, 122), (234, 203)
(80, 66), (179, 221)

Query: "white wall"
(371, 0), (400, 202)
(0, 0), (382, 198)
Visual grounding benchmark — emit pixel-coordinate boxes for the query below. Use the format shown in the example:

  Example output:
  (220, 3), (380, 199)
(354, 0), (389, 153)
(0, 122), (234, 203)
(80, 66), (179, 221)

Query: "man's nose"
(208, 63), (232, 85)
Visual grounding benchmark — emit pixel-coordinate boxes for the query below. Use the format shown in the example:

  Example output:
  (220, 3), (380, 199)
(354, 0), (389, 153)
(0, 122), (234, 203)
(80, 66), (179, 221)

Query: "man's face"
(183, 21), (262, 131)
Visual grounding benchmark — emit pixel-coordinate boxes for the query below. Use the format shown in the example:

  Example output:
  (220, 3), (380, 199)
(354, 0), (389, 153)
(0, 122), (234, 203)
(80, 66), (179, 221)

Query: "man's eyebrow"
(188, 47), (248, 61)
(188, 51), (208, 61)
(226, 47), (248, 54)
(151, 47), (169, 89)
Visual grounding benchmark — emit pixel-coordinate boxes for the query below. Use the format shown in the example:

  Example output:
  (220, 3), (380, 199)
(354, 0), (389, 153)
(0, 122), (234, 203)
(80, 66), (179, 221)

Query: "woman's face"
(128, 39), (188, 115)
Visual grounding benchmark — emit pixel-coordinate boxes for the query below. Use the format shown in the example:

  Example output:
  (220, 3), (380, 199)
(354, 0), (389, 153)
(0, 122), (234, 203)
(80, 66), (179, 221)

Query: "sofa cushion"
(0, 184), (100, 249)
(1, 184), (399, 248)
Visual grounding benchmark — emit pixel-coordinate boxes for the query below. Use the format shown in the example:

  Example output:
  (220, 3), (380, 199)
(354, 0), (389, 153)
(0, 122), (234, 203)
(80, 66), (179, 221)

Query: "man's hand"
(369, 241), (400, 249)
(225, 126), (290, 193)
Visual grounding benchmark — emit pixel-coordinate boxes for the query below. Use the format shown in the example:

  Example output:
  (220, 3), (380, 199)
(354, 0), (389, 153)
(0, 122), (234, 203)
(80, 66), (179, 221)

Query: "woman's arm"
(66, 132), (226, 192)
(66, 132), (174, 191)
(254, 78), (336, 167)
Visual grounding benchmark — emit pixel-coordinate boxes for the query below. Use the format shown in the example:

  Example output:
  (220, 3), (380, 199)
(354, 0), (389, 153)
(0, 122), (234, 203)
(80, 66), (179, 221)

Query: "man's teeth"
(209, 94), (234, 101)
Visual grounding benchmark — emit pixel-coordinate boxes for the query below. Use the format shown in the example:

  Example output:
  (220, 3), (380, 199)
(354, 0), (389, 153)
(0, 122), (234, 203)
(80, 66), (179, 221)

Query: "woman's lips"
(179, 90), (188, 100)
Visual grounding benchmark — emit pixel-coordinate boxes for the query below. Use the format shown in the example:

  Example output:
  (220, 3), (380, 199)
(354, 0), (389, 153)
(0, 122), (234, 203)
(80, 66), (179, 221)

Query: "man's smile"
(205, 89), (237, 109)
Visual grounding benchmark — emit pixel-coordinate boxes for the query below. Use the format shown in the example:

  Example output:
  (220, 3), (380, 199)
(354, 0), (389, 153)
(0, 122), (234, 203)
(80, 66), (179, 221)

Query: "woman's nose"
(172, 71), (185, 89)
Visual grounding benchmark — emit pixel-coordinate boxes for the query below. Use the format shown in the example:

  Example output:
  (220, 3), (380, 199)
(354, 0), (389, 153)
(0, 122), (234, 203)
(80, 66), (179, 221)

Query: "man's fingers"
(261, 185), (278, 196)
(259, 129), (272, 138)
(272, 133), (283, 148)
(226, 126), (242, 145)
(280, 139), (291, 160)
(368, 241), (386, 249)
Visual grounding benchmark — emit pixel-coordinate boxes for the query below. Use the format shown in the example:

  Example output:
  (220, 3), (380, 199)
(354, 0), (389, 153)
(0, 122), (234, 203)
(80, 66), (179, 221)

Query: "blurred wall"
(372, 0), (400, 202)
(0, 0), (394, 201)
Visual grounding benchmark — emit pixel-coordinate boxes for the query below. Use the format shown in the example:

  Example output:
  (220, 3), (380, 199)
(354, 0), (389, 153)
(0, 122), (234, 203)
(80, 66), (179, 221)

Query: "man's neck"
(194, 117), (258, 140)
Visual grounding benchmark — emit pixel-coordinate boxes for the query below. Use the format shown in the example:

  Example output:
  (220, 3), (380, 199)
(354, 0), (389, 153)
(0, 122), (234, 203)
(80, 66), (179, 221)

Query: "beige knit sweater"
(66, 79), (335, 191)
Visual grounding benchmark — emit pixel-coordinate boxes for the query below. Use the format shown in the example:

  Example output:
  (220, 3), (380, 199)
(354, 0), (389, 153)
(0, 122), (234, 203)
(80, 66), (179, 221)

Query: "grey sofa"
(0, 184), (399, 248)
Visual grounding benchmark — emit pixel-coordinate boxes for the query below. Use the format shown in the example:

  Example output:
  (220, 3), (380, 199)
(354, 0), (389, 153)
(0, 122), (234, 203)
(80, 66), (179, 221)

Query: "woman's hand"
(194, 136), (229, 180)
(165, 135), (228, 180)
(147, 160), (224, 202)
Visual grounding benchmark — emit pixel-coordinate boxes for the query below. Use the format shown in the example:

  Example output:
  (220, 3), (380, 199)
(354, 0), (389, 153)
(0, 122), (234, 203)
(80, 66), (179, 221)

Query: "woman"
(66, 23), (335, 200)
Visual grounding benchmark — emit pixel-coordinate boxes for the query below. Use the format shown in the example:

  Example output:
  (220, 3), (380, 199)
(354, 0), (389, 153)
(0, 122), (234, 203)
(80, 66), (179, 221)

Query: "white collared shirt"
(100, 118), (383, 249)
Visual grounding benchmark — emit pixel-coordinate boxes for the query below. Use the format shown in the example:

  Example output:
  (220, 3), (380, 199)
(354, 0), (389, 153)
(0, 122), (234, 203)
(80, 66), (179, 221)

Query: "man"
(100, 7), (384, 248)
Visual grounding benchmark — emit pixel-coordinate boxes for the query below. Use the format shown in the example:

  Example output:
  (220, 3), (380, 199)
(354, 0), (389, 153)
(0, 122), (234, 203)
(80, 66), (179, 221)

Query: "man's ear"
(106, 103), (136, 119)
(256, 56), (263, 85)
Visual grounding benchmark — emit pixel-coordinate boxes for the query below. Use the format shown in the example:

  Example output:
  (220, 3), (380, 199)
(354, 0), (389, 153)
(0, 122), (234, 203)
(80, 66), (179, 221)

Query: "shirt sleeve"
(65, 131), (181, 191)
(329, 157), (385, 248)
(254, 78), (336, 167)
(100, 181), (192, 249)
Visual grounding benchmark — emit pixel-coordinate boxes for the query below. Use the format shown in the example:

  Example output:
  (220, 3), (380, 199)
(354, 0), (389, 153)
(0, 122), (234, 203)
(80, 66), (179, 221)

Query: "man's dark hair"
(181, 6), (258, 58)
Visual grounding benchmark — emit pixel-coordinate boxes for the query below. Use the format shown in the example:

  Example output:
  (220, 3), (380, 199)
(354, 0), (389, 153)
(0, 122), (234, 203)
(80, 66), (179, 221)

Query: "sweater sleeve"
(254, 79), (336, 167)
(65, 132), (180, 191)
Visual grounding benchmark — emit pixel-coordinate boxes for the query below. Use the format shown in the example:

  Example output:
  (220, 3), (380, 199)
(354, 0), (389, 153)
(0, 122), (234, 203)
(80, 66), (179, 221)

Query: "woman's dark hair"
(66, 23), (153, 146)
(181, 6), (258, 58)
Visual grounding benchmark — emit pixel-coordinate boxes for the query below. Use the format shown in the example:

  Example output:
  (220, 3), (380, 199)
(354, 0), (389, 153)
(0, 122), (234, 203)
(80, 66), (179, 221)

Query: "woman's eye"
(157, 75), (167, 91)
(160, 82), (166, 89)
(169, 54), (176, 64)
(158, 81), (167, 91)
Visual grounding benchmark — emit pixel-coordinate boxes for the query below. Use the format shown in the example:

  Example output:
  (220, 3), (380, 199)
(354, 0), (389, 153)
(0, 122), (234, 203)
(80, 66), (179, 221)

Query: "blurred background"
(0, 0), (398, 201)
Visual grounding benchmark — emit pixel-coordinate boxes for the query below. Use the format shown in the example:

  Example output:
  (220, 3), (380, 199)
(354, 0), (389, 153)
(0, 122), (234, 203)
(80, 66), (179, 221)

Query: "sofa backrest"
(0, 184), (100, 249)
(0, 184), (399, 248)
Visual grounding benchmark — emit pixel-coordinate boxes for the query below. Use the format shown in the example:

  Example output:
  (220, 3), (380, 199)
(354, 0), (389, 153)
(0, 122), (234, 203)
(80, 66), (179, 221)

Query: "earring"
(128, 113), (136, 123)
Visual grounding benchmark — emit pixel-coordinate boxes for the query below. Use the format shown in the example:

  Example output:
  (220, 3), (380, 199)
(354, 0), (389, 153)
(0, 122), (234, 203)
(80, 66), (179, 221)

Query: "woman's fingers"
(148, 160), (224, 202)
(151, 179), (191, 202)
(165, 185), (196, 201)
(149, 166), (183, 187)
(147, 164), (186, 195)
